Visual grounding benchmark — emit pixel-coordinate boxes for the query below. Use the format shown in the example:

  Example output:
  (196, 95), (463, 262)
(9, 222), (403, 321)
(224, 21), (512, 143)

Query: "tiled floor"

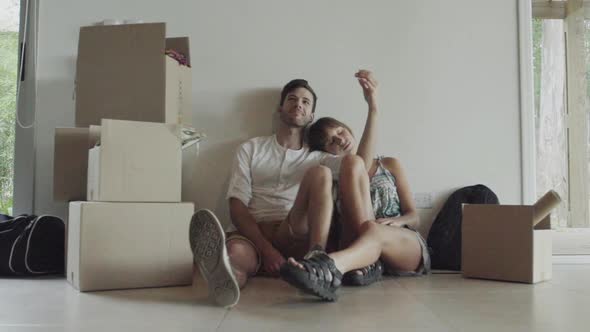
(1, 264), (589, 332)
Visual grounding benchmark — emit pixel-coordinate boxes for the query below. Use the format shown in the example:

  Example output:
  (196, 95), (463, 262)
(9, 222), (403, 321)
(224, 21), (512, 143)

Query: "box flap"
(75, 23), (166, 127)
(165, 37), (190, 66)
(54, 128), (91, 201)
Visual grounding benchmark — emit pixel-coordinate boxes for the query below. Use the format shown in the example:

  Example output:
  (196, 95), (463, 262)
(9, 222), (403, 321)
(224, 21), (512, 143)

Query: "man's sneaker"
(189, 209), (239, 307)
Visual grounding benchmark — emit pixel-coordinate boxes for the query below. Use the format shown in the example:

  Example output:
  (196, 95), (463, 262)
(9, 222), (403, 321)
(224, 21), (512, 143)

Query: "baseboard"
(553, 229), (590, 255)
(552, 255), (590, 264)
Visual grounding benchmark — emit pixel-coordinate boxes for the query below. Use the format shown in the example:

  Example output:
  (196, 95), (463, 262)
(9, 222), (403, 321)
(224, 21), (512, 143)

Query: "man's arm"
(229, 198), (285, 275)
(355, 70), (379, 170)
(226, 141), (285, 275)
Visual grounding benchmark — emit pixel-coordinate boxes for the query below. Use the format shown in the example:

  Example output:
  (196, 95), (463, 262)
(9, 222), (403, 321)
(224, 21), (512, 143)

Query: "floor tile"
(1, 264), (588, 332)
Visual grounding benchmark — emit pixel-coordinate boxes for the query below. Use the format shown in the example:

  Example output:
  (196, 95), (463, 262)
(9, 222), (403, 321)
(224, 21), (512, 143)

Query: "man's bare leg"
(226, 239), (259, 288)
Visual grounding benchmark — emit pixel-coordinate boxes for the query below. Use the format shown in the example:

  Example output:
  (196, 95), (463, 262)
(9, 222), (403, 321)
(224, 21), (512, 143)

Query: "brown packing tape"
(532, 190), (561, 226)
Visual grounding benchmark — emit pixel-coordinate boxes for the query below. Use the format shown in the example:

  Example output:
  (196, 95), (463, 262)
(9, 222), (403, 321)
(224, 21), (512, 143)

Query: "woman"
(280, 70), (431, 301)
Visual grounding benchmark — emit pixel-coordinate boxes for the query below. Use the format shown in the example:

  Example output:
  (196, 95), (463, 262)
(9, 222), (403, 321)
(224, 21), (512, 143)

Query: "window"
(0, 0), (20, 215)
(530, 0), (590, 255)
(532, 0), (590, 229)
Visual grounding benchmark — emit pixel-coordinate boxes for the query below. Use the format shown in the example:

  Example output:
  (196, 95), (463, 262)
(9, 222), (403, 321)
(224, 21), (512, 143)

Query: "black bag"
(426, 184), (499, 271)
(0, 214), (65, 276)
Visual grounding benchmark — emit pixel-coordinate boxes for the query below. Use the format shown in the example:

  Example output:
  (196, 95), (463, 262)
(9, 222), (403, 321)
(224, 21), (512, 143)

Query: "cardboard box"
(87, 119), (182, 202)
(75, 23), (191, 127)
(53, 128), (100, 201)
(67, 201), (194, 291)
(462, 204), (552, 284)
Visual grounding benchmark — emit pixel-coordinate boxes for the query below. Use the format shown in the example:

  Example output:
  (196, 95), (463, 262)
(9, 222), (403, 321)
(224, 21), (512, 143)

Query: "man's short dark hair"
(308, 117), (354, 152)
(280, 79), (318, 113)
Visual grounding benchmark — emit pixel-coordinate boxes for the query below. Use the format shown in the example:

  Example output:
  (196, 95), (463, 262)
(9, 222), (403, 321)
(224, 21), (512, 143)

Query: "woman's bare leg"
(289, 221), (422, 274)
(282, 156), (423, 296)
(279, 165), (334, 251)
(337, 155), (375, 248)
(287, 221), (422, 274)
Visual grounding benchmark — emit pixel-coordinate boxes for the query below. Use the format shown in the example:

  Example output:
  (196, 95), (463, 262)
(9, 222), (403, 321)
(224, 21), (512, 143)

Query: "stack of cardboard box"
(54, 23), (195, 291)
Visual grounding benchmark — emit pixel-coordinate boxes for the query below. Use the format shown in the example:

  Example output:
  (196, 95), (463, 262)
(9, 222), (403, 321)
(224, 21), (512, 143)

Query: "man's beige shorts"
(225, 220), (309, 275)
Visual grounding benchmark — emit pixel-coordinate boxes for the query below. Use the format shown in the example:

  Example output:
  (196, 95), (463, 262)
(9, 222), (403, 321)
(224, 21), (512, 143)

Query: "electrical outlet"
(414, 192), (433, 209)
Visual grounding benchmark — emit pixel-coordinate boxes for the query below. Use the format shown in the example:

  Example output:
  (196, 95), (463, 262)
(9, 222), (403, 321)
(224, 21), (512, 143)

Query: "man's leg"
(275, 165), (334, 253)
(226, 237), (259, 288)
(189, 209), (241, 308)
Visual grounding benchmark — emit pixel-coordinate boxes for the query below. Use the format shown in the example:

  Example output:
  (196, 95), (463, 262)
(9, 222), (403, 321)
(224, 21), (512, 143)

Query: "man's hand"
(355, 69), (378, 109)
(260, 245), (286, 276)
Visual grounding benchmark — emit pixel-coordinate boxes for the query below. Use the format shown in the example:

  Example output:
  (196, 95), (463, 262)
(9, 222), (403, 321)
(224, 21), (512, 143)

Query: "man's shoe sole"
(189, 209), (239, 308)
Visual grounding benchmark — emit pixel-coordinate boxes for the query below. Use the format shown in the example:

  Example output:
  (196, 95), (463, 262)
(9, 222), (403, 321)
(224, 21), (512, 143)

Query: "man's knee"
(226, 239), (259, 273)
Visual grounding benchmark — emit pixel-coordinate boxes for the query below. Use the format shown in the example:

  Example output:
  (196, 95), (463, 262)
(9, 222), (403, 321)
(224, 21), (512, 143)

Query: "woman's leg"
(337, 155), (375, 249)
(278, 165), (334, 251)
(282, 221), (422, 301)
(329, 221), (422, 274)
(335, 155), (422, 273)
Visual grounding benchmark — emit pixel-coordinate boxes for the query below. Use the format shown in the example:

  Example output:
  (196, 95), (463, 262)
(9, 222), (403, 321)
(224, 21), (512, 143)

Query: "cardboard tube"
(88, 125), (101, 148)
(532, 190), (561, 226)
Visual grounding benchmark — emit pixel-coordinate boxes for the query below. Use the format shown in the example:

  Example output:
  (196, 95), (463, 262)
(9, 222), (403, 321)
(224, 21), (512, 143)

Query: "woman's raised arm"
(355, 70), (379, 169)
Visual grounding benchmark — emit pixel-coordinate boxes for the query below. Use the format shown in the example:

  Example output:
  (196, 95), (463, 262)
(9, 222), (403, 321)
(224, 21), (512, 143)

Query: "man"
(189, 79), (342, 307)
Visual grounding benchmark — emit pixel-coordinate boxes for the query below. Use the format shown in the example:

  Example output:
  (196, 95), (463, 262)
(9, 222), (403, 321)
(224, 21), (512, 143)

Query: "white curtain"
(536, 19), (568, 228)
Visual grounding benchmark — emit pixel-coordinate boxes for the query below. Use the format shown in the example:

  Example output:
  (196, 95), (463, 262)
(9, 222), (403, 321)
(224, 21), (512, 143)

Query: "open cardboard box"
(462, 204), (553, 284)
(75, 22), (191, 127)
(67, 201), (194, 291)
(87, 119), (181, 202)
(55, 119), (182, 202)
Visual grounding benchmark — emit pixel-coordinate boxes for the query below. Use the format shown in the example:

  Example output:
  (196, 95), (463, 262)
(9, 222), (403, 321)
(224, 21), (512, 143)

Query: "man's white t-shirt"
(226, 135), (342, 232)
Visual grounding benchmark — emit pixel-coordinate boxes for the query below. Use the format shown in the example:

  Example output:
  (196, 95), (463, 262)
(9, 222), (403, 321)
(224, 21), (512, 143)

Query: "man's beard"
(279, 112), (312, 128)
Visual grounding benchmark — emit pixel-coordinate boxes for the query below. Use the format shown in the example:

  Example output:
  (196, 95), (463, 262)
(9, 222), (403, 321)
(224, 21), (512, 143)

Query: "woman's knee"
(340, 155), (366, 177)
(305, 165), (332, 185)
(359, 220), (379, 237)
(303, 165), (333, 194)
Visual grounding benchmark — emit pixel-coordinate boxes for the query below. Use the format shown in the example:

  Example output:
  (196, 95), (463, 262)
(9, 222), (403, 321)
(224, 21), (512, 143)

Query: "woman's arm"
(355, 70), (378, 169)
(375, 157), (420, 230)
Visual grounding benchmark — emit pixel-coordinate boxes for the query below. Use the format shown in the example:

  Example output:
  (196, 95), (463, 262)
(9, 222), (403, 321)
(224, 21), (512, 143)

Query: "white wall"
(32, 0), (523, 233)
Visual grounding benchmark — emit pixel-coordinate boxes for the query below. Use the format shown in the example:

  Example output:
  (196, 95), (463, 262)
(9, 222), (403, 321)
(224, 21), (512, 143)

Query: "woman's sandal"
(279, 250), (343, 302)
(342, 260), (384, 286)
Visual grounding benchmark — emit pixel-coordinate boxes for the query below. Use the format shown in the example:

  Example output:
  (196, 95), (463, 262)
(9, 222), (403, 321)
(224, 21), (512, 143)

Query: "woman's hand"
(376, 217), (404, 227)
(355, 69), (378, 110)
